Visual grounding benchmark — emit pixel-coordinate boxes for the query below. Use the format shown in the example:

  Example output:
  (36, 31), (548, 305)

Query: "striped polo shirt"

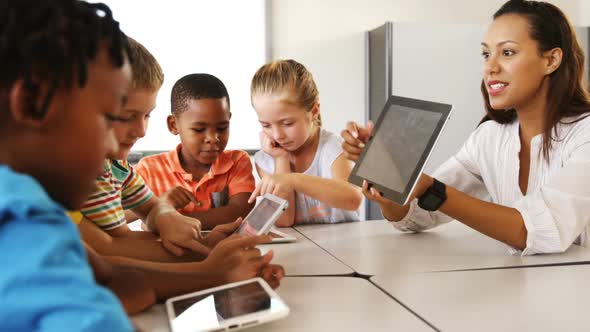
(81, 159), (153, 230)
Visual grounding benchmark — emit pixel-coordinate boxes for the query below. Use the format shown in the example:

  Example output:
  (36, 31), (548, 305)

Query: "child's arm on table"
(163, 186), (254, 230)
(132, 196), (211, 256)
(86, 234), (283, 315)
(79, 218), (205, 262)
(250, 154), (363, 211)
(85, 242), (156, 315)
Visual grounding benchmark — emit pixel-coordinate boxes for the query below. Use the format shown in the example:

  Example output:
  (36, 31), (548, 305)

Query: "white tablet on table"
(201, 227), (296, 243)
(166, 278), (289, 332)
(348, 95), (452, 206)
(268, 227), (297, 243)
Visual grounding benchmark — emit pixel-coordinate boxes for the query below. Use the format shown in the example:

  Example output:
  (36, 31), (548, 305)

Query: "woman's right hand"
(259, 132), (288, 159)
(340, 121), (374, 161)
(361, 180), (394, 205)
(362, 172), (433, 221)
(361, 180), (410, 222)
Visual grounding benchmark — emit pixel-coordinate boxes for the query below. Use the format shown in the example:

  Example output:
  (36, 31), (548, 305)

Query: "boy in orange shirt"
(136, 74), (255, 230)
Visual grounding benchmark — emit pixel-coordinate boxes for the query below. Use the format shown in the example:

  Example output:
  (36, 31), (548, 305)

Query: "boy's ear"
(8, 79), (47, 128)
(167, 114), (179, 135)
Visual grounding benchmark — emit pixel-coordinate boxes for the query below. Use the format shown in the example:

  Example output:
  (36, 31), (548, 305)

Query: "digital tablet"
(235, 194), (288, 237)
(348, 95), (452, 205)
(166, 278), (289, 332)
(202, 229), (296, 243)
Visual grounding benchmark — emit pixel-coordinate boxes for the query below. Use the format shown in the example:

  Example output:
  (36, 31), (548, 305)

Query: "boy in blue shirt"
(0, 1), (139, 330)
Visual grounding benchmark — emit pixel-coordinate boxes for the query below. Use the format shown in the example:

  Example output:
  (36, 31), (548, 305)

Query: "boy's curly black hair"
(171, 73), (230, 115)
(0, 0), (130, 118)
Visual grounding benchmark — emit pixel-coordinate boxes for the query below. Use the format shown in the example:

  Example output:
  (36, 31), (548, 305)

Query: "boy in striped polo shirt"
(79, 38), (211, 259)
(83, 158), (152, 228)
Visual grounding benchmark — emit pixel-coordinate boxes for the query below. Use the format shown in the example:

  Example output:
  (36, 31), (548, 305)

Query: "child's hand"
(260, 264), (285, 289)
(203, 234), (274, 284)
(155, 212), (210, 256)
(201, 218), (243, 248)
(161, 186), (198, 210)
(340, 121), (374, 161)
(259, 132), (288, 159)
(248, 173), (292, 203)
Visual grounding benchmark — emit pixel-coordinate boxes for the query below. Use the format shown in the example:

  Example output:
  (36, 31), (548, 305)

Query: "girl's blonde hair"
(250, 59), (322, 126)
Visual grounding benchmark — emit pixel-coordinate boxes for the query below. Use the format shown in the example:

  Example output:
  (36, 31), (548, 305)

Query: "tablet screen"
(356, 104), (443, 193)
(171, 281), (271, 331)
(237, 198), (281, 236)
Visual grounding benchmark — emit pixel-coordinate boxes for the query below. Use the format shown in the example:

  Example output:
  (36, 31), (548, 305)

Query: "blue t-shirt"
(0, 165), (132, 331)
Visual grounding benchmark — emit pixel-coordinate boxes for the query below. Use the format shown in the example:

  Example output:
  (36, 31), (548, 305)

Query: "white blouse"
(393, 115), (590, 255)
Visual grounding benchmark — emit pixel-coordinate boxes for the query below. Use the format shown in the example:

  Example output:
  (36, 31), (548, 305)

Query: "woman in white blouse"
(341, 0), (590, 255)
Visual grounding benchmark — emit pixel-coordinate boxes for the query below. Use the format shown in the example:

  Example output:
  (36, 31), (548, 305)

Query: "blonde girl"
(248, 60), (362, 226)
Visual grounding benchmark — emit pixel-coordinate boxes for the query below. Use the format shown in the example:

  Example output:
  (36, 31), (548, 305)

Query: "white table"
(131, 224), (352, 276)
(294, 220), (590, 276)
(371, 264), (590, 332)
(132, 305), (169, 332)
(258, 227), (354, 276)
(132, 277), (434, 332)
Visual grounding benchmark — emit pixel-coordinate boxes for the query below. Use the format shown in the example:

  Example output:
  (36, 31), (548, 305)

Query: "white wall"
(579, 1), (590, 26)
(270, 0), (580, 158)
(389, 22), (488, 173)
(98, 0), (268, 152)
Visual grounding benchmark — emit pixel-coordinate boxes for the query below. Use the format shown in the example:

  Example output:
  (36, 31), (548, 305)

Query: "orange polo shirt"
(134, 145), (255, 214)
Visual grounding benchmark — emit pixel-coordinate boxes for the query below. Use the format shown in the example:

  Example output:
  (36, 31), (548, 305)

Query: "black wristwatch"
(418, 178), (447, 211)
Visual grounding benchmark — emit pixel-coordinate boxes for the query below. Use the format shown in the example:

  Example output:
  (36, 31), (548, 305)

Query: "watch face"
(421, 194), (443, 209)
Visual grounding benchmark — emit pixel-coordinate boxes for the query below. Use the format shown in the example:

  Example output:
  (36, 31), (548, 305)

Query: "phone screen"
(236, 198), (281, 236)
(171, 280), (271, 332)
